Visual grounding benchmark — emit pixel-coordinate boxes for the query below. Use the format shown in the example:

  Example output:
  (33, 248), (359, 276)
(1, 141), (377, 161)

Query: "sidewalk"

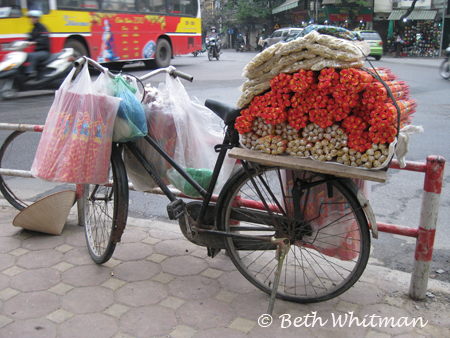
(1, 200), (450, 338)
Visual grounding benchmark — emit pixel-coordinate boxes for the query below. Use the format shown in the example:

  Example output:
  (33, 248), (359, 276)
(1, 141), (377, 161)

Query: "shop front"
(387, 5), (441, 57)
(291, 9), (309, 26)
(272, 0), (309, 28)
(316, 6), (373, 29)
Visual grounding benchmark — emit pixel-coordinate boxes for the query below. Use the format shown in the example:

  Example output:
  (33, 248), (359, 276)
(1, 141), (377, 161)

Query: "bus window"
(138, 0), (150, 12)
(82, 1), (100, 9)
(57, 0), (100, 10)
(167, 0), (197, 16)
(118, 0), (135, 11)
(0, 0), (22, 17)
(152, 0), (165, 13)
(102, 1), (115, 10)
(27, 0), (50, 14)
(101, 0), (135, 11)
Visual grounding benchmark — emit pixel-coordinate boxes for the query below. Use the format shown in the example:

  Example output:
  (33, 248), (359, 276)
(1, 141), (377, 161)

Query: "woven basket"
(13, 190), (76, 235)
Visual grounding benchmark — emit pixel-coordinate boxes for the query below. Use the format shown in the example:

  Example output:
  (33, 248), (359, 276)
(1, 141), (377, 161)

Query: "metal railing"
(0, 123), (446, 300)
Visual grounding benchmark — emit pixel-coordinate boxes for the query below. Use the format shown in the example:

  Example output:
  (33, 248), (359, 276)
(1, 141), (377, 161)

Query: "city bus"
(0, 0), (202, 69)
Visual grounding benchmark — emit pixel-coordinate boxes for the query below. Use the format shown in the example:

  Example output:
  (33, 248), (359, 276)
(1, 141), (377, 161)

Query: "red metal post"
(409, 156), (446, 300)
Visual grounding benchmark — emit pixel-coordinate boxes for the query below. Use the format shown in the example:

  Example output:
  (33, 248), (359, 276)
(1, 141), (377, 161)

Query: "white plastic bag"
(31, 64), (121, 184)
(164, 74), (236, 198)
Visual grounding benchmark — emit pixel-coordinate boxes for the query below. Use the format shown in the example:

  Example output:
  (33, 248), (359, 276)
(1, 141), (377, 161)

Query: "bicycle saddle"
(205, 99), (241, 125)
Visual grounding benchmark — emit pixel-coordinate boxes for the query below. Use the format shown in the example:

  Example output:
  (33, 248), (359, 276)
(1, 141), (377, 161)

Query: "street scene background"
(0, 49), (449, 284)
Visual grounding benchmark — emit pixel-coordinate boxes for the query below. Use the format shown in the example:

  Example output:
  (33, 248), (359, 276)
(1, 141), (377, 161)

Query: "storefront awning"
(388, 10), (407, 20)
(408, 10), (437, 20)
(388, 10), (438, 21)
(321, 0), (373, 4)
(272, 0), (299, 14)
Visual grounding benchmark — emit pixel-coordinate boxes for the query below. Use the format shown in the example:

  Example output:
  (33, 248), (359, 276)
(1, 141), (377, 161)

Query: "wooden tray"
(229, 147), (387, 183)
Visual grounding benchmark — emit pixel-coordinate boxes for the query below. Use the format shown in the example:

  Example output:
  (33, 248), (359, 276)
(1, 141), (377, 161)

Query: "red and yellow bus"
(0, 0), (202, 69)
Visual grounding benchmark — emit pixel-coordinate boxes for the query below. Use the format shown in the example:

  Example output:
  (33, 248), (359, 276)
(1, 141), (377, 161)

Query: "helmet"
(239, 33), (242, 37)
(211, 26), (216, 32)
(27, 10), (43, 18)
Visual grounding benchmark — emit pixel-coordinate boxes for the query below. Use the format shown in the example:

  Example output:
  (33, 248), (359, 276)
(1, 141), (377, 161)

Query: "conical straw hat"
(13, 190), (76, 235)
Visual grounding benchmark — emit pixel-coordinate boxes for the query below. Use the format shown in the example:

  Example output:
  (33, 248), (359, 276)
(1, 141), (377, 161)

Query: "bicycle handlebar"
(171, 69), (194, 82)
(73, 57), (194, 83)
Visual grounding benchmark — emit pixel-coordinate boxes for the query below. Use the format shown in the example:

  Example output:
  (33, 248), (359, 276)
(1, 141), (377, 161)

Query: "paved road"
(0, 50), (449, 284)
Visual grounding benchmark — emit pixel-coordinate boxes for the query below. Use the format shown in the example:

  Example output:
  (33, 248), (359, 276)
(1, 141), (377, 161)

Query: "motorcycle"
(192, 43), (207, 57)
(0, 41), (75, 100)
(439, 46), (450, 79)
(235, 41), (245, 52)
(206, 37), (220, 61)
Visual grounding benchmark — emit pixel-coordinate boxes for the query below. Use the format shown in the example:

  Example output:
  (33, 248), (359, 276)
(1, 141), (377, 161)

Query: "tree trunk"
(397, 0), (419, 36)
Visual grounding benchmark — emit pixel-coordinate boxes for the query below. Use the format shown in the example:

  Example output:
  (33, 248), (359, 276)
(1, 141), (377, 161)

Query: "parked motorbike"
(206, 37), (220, 61)
(192, 43), (206, 57)
(0, 41), (75, 100)
(439, 46), (450, 79)
(235, 42), (245, 52)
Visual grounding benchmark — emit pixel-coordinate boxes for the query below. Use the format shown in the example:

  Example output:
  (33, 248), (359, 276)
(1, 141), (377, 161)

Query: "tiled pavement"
(1, 201), (450, 338)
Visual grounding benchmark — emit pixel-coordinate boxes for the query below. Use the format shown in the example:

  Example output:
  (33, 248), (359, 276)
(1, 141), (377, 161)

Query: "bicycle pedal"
(167, 199), (185, 220)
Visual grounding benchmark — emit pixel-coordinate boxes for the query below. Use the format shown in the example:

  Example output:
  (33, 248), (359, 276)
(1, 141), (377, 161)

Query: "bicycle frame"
(71, 56), (243, 230)
(73, 56), (364, 252)
(124, 127), (235, 228)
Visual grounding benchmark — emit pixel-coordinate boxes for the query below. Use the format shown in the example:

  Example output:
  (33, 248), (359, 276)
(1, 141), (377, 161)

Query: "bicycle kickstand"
(267, 237), (290, 316)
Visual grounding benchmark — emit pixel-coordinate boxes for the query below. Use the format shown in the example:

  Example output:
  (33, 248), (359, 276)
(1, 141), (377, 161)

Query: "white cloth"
(395, 125), (424, 168)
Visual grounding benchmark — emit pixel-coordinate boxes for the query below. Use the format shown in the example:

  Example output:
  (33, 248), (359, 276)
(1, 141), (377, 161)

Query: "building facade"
(270, 0), (449, 56)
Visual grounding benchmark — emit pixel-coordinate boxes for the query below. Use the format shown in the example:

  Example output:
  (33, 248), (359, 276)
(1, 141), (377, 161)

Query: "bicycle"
(440, 46), (450, 80)
(5, 56), (378, 313)
(0, 126), (74, 210)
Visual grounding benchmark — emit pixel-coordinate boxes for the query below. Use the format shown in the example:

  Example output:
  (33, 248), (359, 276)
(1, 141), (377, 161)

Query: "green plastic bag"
(168, 167), (214, 198)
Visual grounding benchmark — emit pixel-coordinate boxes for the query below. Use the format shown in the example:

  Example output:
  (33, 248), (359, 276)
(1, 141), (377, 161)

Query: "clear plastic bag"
(123, 82), (174, 192)
(31, 64), (121, 184)
(163, 74), (236, 198)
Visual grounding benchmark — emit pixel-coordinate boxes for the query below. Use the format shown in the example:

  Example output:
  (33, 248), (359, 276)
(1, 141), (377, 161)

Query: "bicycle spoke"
(219, 167), (370, 303)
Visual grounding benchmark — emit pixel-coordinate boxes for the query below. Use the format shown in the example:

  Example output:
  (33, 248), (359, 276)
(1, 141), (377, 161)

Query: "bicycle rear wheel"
(0, 131), (73, 210)
(216, 166), (370, 303)
(82, 145), (129, 264)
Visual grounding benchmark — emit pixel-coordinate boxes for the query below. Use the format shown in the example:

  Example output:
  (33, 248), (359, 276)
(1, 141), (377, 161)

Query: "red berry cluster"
(236, 67), (415, 154)
(341, 115), (371, 152)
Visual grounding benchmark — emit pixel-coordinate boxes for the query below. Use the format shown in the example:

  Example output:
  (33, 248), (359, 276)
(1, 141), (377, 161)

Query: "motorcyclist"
(24, 10), (50, 78)
(236, 33), (245, 50)
(210, 26), (221, 53)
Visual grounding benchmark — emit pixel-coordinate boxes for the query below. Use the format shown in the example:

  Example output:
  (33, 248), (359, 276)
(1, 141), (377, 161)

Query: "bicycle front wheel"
(216, 166), (370, 303)
(82, 145), (129, 264)
(439, 60), (450, 79)
(0, 131), (73, 210)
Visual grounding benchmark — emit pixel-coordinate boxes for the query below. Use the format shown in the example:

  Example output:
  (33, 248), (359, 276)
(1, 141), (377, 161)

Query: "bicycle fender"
(342, 178), (378, 239)
(356, 189), (378, 239)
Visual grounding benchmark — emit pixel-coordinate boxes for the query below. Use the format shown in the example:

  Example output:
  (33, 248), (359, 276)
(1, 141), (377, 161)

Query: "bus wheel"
(144, 39), (171, 69)
(64, 39), (88, 59)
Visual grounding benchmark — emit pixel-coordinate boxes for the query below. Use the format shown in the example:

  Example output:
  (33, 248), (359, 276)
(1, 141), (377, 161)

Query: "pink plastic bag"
(31, 64), (121, 184)
(284, 171), (364, 261)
